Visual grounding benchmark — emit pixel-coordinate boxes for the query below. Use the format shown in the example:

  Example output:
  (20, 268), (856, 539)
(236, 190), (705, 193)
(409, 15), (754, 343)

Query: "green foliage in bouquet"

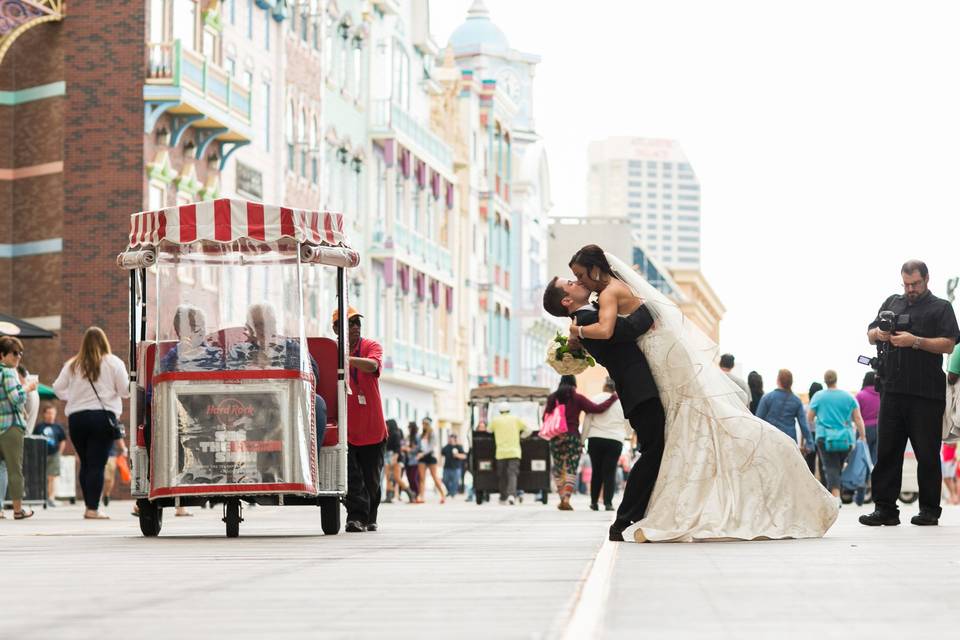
(552, 332), (596, 367)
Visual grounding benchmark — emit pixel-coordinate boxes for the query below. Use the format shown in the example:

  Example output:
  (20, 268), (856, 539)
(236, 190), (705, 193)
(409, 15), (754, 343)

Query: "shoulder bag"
(89, 378), (124, 440)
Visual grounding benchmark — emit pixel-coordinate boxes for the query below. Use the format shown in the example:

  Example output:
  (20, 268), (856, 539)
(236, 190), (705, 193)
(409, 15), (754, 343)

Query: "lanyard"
(350, 338), (362, 386)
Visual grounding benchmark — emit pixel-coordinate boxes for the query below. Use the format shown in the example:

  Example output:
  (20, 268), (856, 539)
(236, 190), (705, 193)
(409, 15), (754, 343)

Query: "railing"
(393, 223), (454, 277)
(394, 341), (409, 371)
(146, 40), (252, 123)
(370, 99), (453, 169)
(391, 341), (452, 382)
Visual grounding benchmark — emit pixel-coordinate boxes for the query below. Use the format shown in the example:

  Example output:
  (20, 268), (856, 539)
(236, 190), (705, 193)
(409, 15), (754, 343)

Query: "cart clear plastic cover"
(148, 243), (318, 497)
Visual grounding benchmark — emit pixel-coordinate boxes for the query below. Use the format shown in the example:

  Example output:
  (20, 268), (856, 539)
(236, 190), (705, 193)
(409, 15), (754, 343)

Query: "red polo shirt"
(347, 338), (387, 446)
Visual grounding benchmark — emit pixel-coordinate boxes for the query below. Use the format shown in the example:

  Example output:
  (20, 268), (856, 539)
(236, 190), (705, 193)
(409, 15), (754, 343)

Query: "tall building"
(447, 0), (557, 389)
(587, 137), (702, 269)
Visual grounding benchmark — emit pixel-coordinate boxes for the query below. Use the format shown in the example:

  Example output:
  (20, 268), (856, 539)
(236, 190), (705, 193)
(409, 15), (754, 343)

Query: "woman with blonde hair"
(53, 327), (129, 519)
(416, 419), (446, 504)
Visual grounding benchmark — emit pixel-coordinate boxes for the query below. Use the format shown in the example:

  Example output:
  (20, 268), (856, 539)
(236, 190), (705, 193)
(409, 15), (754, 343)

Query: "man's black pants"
(872, 392), (945, 518)
(614, 397), (666, 529)
(587, 437), (622, 507)
(344, 440), (386, 525)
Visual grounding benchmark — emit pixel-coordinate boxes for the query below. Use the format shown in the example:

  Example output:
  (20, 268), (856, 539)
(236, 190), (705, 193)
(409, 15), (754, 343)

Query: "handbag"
(89, 379), (124, 440)
(539, 402), (568, 441)
(944, 381), (960, 443)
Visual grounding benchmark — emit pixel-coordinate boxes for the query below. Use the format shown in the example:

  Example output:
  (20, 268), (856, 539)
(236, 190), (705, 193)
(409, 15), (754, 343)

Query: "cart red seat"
(307, 337), (340, 447)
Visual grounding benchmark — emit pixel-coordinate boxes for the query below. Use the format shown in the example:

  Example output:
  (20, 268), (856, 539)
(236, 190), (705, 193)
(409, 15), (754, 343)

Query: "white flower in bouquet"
(545, 332), (596, 376)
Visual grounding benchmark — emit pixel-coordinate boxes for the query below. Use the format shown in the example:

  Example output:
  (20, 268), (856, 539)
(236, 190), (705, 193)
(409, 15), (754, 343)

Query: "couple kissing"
(543, 244), (839, 543)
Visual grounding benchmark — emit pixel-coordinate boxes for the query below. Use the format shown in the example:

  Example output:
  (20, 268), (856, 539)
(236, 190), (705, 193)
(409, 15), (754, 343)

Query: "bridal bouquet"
(545, 332), (596, 376)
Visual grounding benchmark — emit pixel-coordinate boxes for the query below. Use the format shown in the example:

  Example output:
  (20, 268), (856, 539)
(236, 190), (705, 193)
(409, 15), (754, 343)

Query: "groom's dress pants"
(615, 396), (666, 528)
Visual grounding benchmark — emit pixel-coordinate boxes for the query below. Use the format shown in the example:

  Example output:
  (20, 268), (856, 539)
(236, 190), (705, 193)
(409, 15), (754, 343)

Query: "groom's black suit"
(573, 306), (665, 534)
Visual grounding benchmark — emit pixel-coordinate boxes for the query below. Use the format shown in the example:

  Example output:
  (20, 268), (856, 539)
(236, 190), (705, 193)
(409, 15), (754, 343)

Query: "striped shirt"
(0, 365), (27, 433)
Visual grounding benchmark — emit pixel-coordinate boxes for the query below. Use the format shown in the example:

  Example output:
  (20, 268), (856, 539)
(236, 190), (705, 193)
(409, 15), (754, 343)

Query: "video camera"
(858, 310), (912, 390)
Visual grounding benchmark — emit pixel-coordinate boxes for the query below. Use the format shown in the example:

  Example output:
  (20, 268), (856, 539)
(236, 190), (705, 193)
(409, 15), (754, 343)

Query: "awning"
(0, 313), (55, 339)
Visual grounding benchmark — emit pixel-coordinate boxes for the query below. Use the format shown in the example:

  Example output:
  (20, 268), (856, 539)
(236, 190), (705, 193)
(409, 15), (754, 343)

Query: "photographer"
(860, 260), (960, 527)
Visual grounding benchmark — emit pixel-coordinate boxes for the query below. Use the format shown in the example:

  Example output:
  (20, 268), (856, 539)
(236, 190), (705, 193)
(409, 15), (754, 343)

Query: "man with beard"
(543, 277), (664, 541)
(333, 307), (387, 533)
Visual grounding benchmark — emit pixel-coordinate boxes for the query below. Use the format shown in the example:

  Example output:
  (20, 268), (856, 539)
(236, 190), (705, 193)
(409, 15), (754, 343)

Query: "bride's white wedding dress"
(606, 253), (839, 542)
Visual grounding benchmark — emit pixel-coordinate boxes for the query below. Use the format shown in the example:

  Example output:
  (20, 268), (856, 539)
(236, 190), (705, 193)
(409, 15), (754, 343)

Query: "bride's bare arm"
(578, 288), (619, 340)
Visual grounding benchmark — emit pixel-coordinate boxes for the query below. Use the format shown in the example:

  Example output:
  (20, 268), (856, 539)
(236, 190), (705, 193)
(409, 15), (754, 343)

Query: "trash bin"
(519, 436), (551, 504)
(3, 435), (46, 508)
(470, 432), (498, 504)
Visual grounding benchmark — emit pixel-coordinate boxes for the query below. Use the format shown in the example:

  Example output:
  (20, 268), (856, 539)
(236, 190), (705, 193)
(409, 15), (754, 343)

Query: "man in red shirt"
(333, 306), (387, 532)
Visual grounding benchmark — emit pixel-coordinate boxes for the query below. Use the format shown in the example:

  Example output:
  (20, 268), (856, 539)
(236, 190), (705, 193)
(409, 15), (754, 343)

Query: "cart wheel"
(319, 497), (341, 535)
(223, 499), (243, 538)
(137, 499), (162, 537)
(541, 490), (549, 505)
(899, 492), (918, 504)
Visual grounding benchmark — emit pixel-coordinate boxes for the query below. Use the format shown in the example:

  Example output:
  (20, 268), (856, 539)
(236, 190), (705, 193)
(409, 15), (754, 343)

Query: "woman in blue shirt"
(756, 369), (813, 451)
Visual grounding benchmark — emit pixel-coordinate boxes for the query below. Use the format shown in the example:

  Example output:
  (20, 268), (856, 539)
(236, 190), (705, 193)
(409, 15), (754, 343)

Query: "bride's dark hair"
(569, 244), (614, 282)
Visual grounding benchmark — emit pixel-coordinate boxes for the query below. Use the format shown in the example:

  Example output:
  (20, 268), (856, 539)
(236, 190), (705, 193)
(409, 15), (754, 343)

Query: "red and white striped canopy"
(126, 199), (351, 249)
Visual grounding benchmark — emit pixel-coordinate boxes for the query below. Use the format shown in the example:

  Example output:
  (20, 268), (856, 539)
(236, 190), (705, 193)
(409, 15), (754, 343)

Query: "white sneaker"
(507, 496), (516, 505)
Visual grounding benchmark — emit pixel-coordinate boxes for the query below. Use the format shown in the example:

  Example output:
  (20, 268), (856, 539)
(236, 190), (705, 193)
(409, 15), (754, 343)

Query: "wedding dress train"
(605, 253), (839, 542)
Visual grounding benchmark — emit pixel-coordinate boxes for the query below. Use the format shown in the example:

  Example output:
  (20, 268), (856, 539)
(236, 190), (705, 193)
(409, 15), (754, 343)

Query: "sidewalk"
(1, 496), (957, 639)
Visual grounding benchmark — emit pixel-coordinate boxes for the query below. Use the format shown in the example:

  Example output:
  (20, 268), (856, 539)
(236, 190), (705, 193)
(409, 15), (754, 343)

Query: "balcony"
(370, 100), (453, 174)
(371, 222), (454, 280)
(144, 40), (253, 169)
(391, 341), (453, 383)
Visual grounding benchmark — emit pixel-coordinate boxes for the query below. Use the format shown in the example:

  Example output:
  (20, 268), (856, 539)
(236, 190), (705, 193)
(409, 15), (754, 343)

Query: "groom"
(543, 277), (666, 541)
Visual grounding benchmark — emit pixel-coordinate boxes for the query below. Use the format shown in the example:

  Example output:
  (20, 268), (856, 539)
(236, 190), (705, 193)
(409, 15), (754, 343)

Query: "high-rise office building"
(587, 137), (701, 268)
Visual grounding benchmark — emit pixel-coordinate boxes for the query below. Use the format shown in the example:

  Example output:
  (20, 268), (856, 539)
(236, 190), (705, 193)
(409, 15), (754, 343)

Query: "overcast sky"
(431, 0), (960, 393)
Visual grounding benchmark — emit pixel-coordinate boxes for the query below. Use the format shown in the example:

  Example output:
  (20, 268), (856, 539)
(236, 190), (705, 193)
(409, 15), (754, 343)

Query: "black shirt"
(441, 444), (465, 470)
(868, 291), (960, 400)
(386, 425), (404, 453)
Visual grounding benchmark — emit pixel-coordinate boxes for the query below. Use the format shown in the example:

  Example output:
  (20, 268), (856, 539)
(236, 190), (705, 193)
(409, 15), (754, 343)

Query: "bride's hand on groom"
(568, 320), (582, 350)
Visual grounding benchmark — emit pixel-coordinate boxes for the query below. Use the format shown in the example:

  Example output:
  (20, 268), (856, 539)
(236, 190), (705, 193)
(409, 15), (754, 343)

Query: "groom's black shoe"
(859, 511), (900, 526)
(609, 521), (628, 542)
(910, 512), (938, 526)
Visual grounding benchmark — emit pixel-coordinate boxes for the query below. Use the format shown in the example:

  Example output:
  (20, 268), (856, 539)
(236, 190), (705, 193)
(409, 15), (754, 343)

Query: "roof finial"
(468, 0), (490, 19)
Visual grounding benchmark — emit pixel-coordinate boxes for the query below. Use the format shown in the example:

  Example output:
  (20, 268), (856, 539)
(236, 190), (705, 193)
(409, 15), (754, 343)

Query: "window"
(628, 201), (642, 208)
(628, 160), (643, 168)
(678, 183), (699, 191)
(285, 101), (295, 172)
(242, 70), (253, 89)
(678, 194), (699, 201)
(149, 182), (167, 210)
(662, 203), (673, 210)
(337, 22), (349, 88)
(150, 0), (166, 43)
(661, 245), (673, 252)
(300, 2), (309, 41)
(246, 0), (253, 39)
(310, 117), (319, 184)
(662, 192), (672, 199)
(647, 192), (657, 198)
(628, 181), (643, 187)
(646, 202), (657, 209)
(678, 246), (699, 253)
(678, 204), (698, 211)
(262, 81), (270, 151)
(679, 225), (698, 232)
(324, 14), (336, 81)
(679, 215), (699, 222)
(391, 43), (409, 109)
(264, 9), (270, 49)
(298, 109), (307, 178)
(678, 256), (698, 264)
(351, 38), (363, 99)
(311, 0), (320, 49)
(225, 57), (236, 77)
(678, 236), (699, 243)
(173, 0), (197, 51)
(627, 191), (642, 198)
(227, 0), (235, 24)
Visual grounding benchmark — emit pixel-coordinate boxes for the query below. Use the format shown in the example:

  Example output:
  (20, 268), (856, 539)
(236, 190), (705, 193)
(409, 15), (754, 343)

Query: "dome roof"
(448, 0), (509, 51)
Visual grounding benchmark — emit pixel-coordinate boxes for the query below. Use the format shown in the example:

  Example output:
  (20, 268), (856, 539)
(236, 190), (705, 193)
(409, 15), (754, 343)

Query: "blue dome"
(448, 1), (509, 51)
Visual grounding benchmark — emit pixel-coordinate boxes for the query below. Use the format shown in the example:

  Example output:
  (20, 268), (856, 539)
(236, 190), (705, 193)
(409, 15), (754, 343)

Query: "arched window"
(391, 41), (409, 110)
(324, 13), (336, 84)
(300, 0), (309, 41)
(311, 0), (320, 49)
(299, 108), (307, 178)
(285, 100), (295, 172)
(337, 21), (350, 88)
(351, 36), (363, 100)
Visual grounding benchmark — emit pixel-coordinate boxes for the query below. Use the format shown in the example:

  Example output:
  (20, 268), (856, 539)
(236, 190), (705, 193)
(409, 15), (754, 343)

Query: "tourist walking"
(718, 354), (750, 407)
(804, 382), (824, 475)
(807, 370), (866, 503)
(33, 404), (66, 508)
(402, 422), (421, 500)
(383, 419), (411, 503)
(416, 419), (446, 504)
(488, 403), (529, 504)
(543, 375), (617, 511)
(440, 432), (466, 498)
(581, 377), (631, 511)
(53, 327), (129, 519)
(756, 369), (813, 451)
(0, 336), (38, 519)
(855, 371), (881, 504)
(747, 371), (764, 415)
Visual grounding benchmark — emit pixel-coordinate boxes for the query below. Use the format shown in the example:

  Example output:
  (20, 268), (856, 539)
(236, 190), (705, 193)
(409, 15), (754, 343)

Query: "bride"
(568, 245), (838, 542)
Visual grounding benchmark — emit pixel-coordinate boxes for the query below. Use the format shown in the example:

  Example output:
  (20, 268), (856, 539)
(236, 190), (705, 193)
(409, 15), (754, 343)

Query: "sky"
(430, 0), (960, 393)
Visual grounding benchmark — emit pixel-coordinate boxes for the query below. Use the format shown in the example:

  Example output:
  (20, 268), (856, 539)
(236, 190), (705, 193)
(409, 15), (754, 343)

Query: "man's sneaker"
(45, 499), (57, 508)
(589, 503), (599, 511)
(507, 496), (516, 505)
(604, 504), (615, 512)
(365, 523), (379, 532)
(345, 520), (365, 532)
(859, 511), (900, 526)
(498, 499), (508, 505)
(910, 513), (939, 526)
